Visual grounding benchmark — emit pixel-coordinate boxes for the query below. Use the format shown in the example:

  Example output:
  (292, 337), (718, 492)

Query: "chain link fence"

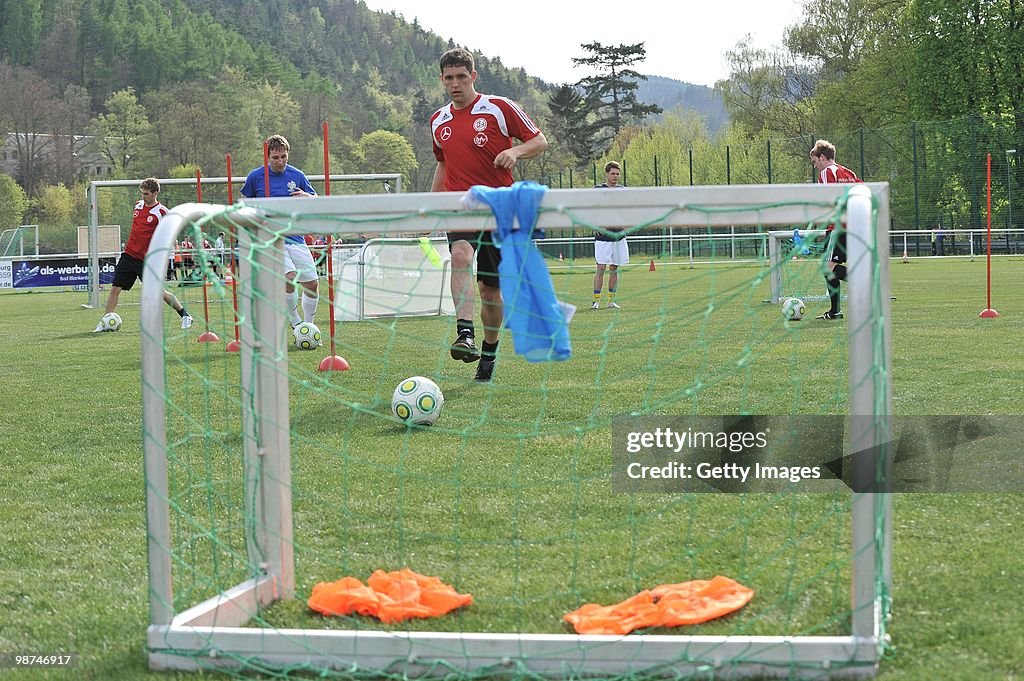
(548, 114), (1024, 236)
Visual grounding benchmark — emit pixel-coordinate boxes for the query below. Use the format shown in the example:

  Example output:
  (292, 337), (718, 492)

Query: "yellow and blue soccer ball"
(782, 297), (805, 321)
(292, 322), (322, 350)
(392, 376), (444, 426)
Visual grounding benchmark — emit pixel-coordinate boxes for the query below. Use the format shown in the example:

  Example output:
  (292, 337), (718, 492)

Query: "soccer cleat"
(590, 301), (600, 310)
(815, 311), (844, 320)
(181, 314), (194, 329)
(474, 358), (495, 382)
(606, 301), (621, 309)
(450, 330), (480, 363)
(92, 321), (109, 333)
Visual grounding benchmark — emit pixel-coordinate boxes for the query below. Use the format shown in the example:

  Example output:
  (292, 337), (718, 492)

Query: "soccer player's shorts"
(284, 242), (319, 283)
(595, 238), (630, 266)
(447, 230), (501, 289)
(828, 230), (847, 264)
(112, 253), (149, 290)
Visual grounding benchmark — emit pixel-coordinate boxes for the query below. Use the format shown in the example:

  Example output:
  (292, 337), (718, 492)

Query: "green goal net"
(141, 183), (892, 679)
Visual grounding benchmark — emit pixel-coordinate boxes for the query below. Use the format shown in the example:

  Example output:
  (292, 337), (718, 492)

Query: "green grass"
(1, 257), (1022, 680)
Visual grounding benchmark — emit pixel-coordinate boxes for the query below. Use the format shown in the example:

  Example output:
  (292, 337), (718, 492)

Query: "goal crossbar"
(141, 183), (892, 679)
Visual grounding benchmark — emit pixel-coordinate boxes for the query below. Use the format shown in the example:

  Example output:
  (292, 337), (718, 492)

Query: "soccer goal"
(83, 173), (402, 309)
(333, 236), (455, 321)
(140, 182), (892, 679)
(767, 228), (845, 305)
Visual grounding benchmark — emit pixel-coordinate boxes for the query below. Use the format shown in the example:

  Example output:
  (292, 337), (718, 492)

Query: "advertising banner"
(11, 257), (116, 289)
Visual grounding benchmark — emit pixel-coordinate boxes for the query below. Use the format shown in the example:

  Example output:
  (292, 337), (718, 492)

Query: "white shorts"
(284, 242), (318, 283)
(595, 239), (629, 266)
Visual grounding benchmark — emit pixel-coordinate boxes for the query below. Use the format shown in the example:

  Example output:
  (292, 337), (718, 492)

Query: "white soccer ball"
(392, 376), (444, 426)
(782, 297), (806, 321)
(101, 312), (122, 331)
(293, 321), (322, 350)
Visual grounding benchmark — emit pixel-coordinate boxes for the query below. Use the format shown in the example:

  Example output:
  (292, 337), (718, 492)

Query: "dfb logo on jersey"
(473, 133), (488, 147)
(473, 118), (488, 132)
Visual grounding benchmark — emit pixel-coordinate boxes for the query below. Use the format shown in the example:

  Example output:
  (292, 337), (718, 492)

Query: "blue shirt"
(240, 164), (317, 243)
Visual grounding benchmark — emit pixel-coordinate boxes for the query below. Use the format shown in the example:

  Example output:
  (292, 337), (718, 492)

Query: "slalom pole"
(225, 153), (242, 352)
(318, 235), (349, 372)
(980, 153), (1000, 318)
(263, 141), (270, 198)
(195, 168), (220, 342)
(317, 121), (349, 372)
(323, 120), (331, 196)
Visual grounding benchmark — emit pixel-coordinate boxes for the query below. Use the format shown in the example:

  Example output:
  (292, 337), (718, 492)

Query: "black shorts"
(828, 230), (847, 264)
(447, 231), (501, 289)
(112, 253), (169, 290)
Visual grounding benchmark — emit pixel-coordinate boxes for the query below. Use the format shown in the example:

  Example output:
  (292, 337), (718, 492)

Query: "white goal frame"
(333, 236), (455, 321)
(767, 228), (835, 304)
(141, 183), (893, 679)
(84, 173), (402, 309)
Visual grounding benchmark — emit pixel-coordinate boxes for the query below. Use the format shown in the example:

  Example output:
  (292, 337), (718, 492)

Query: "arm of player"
(430, 162), (447, 192)
(493, 132), (548, 170)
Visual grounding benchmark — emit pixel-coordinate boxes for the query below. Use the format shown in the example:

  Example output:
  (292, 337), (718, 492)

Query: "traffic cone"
(649, 259), (656, 272)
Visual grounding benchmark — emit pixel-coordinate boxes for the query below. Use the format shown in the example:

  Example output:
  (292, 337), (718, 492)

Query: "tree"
(547, 84), (595, 163)
(50, 85), (93, 187)
(572, 42), (662, 148)
(88, 88), (152, 177)
(0, 63), (60, 194)
(0, 0), (43, 65)
(31, 183), (76, 254)
(0, 174), (29, 230)
(353, 130), (418, 187)
(717, 36), (817, 137)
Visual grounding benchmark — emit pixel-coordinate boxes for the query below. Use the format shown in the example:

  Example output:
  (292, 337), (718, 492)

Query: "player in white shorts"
(592, 161), (628, 309)
(239, 134), (321, 328)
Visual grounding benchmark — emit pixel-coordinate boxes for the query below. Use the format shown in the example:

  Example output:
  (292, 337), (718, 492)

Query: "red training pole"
(225, 153), (242, 352)
(318, 234), (349, 372)
(980, 153), (1000, 318)
(323, 120), (331, 196)
(195, 169), (219, 342)
(263, 141), (270, 197)
(226, 153), (234, 203)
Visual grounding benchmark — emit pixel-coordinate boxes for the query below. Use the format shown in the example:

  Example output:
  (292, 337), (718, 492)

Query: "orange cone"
(649, 259), (656, 272)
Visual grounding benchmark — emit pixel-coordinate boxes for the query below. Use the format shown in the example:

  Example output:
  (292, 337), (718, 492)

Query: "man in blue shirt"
(240, 135), (320, 329)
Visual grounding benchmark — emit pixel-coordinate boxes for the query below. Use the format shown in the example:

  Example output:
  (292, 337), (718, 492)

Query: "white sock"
(285, 289), (300, 326)
(301, 292), (319, 323)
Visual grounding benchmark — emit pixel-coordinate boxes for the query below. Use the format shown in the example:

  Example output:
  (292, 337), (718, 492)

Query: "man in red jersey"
(809, 139), (862, 320)
(92, 178), (192, 332)
(430, 48), (548, 382)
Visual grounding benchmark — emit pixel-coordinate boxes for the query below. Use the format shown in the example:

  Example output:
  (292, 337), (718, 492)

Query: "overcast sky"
(359, 0), (805, 87)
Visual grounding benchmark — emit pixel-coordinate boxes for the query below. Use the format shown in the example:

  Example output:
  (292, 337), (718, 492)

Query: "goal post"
(84, 173), (402, 309)
(140, 183), (892, 679)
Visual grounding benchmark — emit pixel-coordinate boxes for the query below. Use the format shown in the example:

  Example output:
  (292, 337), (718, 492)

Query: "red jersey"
(818, 163), (862, 184)
(431, 93), (541, 191)
(124, 200), (169, 260)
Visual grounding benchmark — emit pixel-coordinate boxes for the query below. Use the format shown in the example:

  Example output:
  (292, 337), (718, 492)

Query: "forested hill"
(0, 0), (552, 186)
(0, 0), (724, 193)
(0, 0), (544, 132)
(637, 77), (727, 134)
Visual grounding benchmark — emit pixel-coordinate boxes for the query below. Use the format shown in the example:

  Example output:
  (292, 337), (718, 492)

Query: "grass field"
(1, 256), (1022, 680)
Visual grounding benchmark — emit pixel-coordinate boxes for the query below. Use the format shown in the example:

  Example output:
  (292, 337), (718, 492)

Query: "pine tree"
(572, 42), (662, 148)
